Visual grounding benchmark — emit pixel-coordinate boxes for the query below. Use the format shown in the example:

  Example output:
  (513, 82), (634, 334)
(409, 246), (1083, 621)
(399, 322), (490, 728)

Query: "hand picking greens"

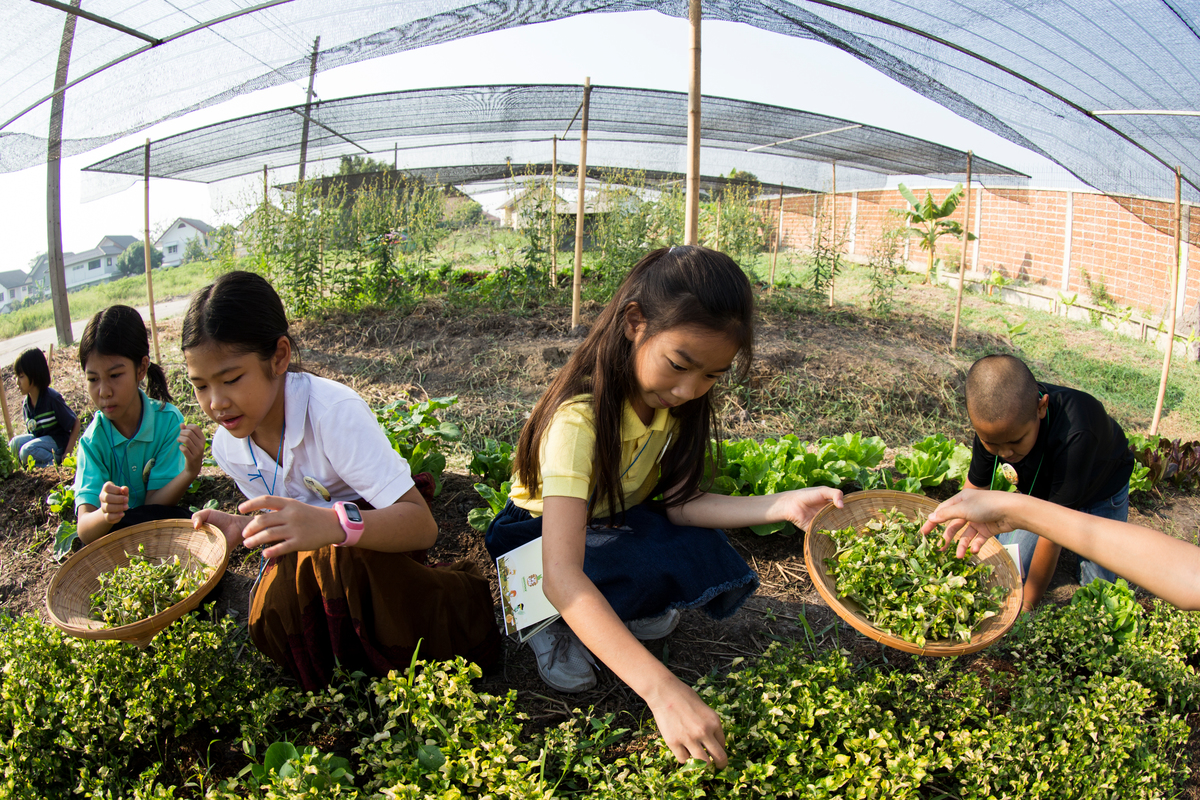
(823, 509), (1008, 647)
(89, 544), (214, 627)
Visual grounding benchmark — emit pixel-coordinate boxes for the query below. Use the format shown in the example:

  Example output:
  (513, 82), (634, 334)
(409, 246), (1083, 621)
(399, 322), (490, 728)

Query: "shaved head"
(965, 354), (1040, 426)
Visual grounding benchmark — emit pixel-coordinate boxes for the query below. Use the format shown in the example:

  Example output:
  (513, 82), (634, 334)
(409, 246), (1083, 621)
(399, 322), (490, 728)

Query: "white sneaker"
(527, 620), (597, 693)
(625, 608), (681, 641)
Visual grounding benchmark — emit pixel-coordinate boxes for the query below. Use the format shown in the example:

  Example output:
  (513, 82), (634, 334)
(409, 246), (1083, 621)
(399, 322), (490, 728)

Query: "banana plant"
(894, 183), (976, 284)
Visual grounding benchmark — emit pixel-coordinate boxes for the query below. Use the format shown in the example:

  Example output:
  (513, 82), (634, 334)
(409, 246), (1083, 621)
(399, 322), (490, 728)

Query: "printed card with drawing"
(496, 537), (560, 641)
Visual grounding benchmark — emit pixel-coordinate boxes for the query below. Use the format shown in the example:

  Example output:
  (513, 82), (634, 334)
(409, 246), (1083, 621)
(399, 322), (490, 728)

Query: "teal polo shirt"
(74, 390), (187, 511)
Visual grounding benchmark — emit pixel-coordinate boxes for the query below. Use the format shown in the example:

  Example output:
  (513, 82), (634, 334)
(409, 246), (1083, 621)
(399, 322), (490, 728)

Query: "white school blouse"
(212, 371), (413, 509)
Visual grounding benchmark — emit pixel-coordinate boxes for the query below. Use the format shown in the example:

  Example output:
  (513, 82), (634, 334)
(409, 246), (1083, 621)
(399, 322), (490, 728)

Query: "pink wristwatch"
(333, 501), (365, 547)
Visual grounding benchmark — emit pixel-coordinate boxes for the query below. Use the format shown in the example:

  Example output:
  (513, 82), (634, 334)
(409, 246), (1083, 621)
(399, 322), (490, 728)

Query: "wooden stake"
(571, 79), (591, 331)
(46, 1), (80, 348)
(48, 343), (54, 362)
(715, 196), (722, 250)
(1151, 166), (1183, 435)
(769, 184), (784, 286)
(143, 139), (161, 364)
(551, 136), (558, 288)
(263, 164), (269, 207)
(683, 0), (702, 246)
(951, 151), (973, 349)
(0, 374), (11, 442)
(828, 161), (837, 307)
(297, 35), (321, 184)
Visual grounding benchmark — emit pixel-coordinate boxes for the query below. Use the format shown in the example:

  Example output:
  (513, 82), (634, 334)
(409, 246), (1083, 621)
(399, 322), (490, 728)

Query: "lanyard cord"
(587, 429), (672, 514)
(101, 421), (129, 492)
(246, 422), (285, 496)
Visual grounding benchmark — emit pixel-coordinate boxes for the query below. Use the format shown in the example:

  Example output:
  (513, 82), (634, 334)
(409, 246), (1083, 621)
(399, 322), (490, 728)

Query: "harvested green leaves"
(824, 509), (1008, 647)
(89, 544), (213, 627)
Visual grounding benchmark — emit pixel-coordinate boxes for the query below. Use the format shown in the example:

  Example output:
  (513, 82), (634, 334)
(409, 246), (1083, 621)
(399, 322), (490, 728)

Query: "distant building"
(0, 269), (33, 314)
(26, 235), (139, 298)
(155, 217), (214, 267)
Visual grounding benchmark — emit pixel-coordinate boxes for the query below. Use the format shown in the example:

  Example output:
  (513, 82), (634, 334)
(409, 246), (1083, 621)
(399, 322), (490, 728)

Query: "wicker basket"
(804, 490), (1023, 656)
(46, 519), (229, 648)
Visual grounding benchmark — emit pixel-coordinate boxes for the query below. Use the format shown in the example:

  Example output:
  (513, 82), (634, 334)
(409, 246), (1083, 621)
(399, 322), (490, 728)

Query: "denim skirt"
(485, 501), (759, 622)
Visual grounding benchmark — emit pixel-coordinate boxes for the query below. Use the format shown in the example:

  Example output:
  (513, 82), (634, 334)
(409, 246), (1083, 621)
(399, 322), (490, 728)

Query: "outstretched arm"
(925, 490), (1200, 611)
(541, 495), (728, 768)
(666, 486), (844, 532)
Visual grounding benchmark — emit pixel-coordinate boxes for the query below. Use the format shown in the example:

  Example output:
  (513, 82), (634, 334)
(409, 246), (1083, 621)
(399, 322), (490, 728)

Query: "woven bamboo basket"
(46, 519), (229, 648)
(804, 490), (1023, 656)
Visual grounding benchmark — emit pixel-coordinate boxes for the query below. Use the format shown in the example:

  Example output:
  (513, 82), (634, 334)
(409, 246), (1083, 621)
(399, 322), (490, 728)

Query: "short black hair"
(965, 354), (1040, 426)
(13, 348), (50, 391)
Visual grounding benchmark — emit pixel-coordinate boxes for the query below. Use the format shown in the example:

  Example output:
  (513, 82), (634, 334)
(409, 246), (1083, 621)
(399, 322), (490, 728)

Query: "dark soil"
(2, 283), (1198, 793)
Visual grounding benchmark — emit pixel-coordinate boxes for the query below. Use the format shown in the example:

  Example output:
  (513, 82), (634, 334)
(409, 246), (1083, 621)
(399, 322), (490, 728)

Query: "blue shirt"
(22, 387), (76, 453)
(74, 390), (187, 510)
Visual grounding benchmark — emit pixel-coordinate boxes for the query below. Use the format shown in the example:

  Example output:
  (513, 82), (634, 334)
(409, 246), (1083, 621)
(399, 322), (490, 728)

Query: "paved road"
(0, 297), (193, 367)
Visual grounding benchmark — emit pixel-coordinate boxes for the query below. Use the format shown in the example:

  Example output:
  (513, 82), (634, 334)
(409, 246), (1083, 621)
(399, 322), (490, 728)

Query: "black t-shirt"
(967, 383), (1134, 509)
(22, 387), (77, 454)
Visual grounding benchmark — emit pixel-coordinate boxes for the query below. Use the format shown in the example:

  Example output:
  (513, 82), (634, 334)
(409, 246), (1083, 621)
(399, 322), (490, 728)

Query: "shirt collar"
(621, 401), (672, 441)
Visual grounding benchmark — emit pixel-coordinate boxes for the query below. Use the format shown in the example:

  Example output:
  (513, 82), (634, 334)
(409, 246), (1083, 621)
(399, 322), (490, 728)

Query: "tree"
(181, 236), (208, 265)
(895, 183), (976, 284)
(116, 241), (163, 277)
(337, 155), (394, 175)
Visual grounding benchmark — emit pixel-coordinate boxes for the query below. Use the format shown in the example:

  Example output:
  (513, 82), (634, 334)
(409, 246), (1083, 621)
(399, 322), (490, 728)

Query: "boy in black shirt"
(963, 354), (1134, 612)
(9, 348), (79, 468)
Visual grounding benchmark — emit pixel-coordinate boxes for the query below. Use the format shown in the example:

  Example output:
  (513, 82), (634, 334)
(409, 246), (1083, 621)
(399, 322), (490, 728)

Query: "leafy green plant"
(468, 480), (512, 532)
(1071, 578), (1140, 646)
(894, 433), (972, 488)
(89, 544), (214, 626)
(0, 435), (18, 479)
(468, 438), (514, 489)
(824, 510), (1007, 646)
(894, 183), (976, 285)
(51, 521), (78, 561)
(865, 227), (905, 316)
(214, 741), (355, 798)
(856, 467), (925, 494)
(375, 395), (461, 494)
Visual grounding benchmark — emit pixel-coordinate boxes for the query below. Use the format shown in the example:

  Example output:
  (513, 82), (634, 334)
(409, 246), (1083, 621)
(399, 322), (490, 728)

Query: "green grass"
(0, 260), (228, 341)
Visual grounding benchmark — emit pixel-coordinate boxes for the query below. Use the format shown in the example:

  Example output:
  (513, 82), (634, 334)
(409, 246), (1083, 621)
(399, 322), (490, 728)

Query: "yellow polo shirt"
(510, 395), (679, 518)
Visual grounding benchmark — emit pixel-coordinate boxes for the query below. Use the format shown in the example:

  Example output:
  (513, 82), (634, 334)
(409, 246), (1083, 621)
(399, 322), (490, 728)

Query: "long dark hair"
(515, 246), (754, 519)
(79, 306), (171, 403)
(181, 271), (300, 369)
(13, 348), (50, 391)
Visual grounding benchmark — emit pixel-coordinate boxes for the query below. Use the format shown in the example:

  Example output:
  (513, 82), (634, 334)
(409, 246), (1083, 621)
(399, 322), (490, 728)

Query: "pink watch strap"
(333, 501), (364, 547)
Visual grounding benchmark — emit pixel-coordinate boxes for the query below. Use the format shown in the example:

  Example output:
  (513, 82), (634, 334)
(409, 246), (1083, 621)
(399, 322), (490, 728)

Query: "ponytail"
(80, 305), (172, 404)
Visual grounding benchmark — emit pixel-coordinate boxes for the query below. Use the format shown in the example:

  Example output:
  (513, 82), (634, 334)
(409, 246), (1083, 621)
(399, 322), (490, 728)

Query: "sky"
(3, 10), (1084, 274)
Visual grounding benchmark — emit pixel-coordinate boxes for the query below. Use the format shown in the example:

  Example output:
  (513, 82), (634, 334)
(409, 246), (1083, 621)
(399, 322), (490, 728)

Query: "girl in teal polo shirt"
(73, 306), (205, 544)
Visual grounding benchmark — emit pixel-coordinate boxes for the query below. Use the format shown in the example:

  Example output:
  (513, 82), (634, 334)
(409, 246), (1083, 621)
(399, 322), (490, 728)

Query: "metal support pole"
(1151, 167), (1184, 435)
(769, 184), (784, 286)
(571, 78), (591, 331)
(683, 0), (701, 245)
(297, 35), (320, 184)
(143, 139), (160, 364)
(46, 0), (80, 348)
(828, 161), (837, 307)
(951, 151), (973, 349)
(551, 136), (559, 288)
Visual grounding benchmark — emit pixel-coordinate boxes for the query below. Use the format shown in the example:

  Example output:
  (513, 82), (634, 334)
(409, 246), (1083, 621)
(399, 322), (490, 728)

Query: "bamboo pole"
(571, 78), (591, 331)
(683, 0), (702, 245)
(1150, 166), (1184, 435)
(0, 373), (11, 441)
(47, 1), (80, 348)
(715, 196), (722, 250)
(296, 35), (320, 184)
(769, 184), (784, 286)
(828, 161), (837, 307)
(950, 151), (973, 349)
(263, 164), (269, 207)
(143, 139), (161, 364)
(551, 136), (558, 288)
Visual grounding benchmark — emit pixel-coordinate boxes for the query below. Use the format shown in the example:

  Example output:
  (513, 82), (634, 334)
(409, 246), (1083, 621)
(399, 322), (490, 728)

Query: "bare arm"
(666, 486), (843, 532)
(76, 482), (130, 544)
(204, 484), (437, 558)
(925, 490), (1200, 610)
(541, 495), (728, 767)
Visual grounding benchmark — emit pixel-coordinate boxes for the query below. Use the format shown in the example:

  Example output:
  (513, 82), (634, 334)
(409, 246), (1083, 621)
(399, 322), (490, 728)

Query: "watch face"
(344, 504), (363, 523)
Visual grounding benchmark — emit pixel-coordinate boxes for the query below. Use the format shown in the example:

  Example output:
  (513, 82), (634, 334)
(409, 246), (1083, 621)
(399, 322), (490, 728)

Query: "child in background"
(487, 246), (843, 768)
(961, 354), (1134, 611)
(74, 306), (205, 544)
(9, 348), (79, 467)
(186, 271), (498, 690)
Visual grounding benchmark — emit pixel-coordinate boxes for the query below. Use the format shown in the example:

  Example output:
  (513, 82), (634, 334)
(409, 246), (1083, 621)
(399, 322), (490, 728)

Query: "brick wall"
(762, 187), (1200, 319)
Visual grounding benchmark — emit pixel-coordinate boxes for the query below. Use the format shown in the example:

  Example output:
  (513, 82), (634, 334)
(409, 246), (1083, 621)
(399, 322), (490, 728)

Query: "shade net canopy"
(3, 1), (1197, 201)
(81, 84), (1024, 194)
